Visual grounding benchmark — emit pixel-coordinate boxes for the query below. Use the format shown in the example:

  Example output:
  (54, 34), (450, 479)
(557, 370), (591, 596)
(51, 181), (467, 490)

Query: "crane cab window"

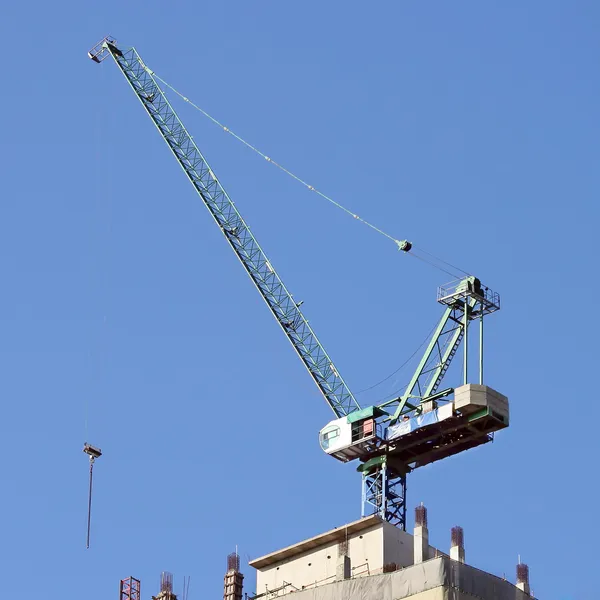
(352, 418), (375, 443)
(320, 426), (340, 450)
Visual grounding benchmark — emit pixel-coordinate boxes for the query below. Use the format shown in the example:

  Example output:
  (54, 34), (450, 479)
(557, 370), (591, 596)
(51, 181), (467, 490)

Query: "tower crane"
(89, 37), (509, 530)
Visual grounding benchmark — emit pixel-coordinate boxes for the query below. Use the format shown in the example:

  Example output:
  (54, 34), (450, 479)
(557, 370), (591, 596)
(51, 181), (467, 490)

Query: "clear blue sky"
(1, 2), (598, 599)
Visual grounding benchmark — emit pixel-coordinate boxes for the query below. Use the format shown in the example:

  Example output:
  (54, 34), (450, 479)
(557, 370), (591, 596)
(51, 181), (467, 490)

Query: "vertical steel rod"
(463, 301), (469, 384)
(479, 308), (484, 385)
(380, 464), (387, 520)
(86, 459), (94, 549)
(361, 474), (366, 517)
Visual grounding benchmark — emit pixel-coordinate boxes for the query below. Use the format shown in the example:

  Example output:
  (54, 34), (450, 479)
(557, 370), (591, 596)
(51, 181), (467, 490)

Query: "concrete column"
(224, 553), (244, 600)
(413, 504), (429, 564)
(516, 563), (530, 596)
(224, 571), (244, 600)
(336, 555), (351, 581)
(450, 526), (465, 564)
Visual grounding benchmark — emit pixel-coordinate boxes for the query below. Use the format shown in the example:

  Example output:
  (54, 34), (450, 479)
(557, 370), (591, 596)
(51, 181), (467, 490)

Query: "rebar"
(161, 572), (173, 593)
(516, 563), (529, 585)
(415, 504), (428, 527)
(227, 552), (240, 573)
(451, 526), (464, 549)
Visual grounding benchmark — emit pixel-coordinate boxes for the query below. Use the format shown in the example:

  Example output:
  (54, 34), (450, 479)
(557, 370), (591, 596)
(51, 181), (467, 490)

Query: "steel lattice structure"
(361, 459), (407, 527)
(385, 300), (474, 421)
(89, 37), (504, 532)
(91, 39), (360, 419)
(120, 577), (141, 600)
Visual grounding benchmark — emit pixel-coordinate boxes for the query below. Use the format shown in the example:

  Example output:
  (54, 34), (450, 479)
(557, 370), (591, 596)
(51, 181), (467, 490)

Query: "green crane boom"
(89, 37), (506, 531)
(89, 37), (362, 419)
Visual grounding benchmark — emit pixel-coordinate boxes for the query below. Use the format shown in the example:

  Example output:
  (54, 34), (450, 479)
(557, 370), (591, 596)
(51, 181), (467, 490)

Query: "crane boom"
(90, 37), (507, 531)
(94, 40), (360, 418)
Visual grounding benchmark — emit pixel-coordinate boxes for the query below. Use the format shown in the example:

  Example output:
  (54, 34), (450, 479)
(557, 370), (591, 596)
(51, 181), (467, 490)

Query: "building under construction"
(121, 504), (533, 600)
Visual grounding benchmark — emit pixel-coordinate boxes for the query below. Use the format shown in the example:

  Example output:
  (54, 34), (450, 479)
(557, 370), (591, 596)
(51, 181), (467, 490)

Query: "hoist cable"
(407, 252), (461, 280)
(412, 245), (471, 277)
(153, 74), (405, 248)
(86, 460), (95, 549)
(145, 69), (470, 279)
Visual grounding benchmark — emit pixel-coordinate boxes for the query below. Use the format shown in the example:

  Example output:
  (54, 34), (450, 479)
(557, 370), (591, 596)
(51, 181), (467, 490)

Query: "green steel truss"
(90, 36), (503, 530)
(383, 297), (477, 422)
(94, 40), (360, 418)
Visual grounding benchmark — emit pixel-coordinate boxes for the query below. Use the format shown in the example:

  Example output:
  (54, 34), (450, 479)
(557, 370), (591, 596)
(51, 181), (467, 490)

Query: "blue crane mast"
(89, 37), (508, 530)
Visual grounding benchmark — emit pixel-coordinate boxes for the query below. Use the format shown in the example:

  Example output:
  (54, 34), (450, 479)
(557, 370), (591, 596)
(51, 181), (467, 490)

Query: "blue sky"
(1, 2), (598, 599)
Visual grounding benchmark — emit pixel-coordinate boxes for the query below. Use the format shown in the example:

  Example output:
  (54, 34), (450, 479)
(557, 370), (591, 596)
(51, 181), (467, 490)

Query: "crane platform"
(385, 404), (507, 471)
(321, 384), (508, 472)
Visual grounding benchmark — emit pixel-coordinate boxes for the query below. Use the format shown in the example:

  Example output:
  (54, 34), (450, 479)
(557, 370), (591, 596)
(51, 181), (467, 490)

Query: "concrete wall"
(255, 521), (448, 595)
(259, 557), (447, 600)
(405, 589), (446, 600)
(381, 521), (415, 568)
(256, 523), (384, 595)
(381, 522), (445, 567)
(265, 557), (531, 600)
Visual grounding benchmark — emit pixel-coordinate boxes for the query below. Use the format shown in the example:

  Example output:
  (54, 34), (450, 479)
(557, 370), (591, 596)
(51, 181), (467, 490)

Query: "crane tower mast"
(89, 37), (508, 531)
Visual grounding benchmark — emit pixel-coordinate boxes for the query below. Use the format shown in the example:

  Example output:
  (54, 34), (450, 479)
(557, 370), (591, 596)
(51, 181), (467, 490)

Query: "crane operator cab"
(319, 406), (387, 462)
(319, 384), (509, 469)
